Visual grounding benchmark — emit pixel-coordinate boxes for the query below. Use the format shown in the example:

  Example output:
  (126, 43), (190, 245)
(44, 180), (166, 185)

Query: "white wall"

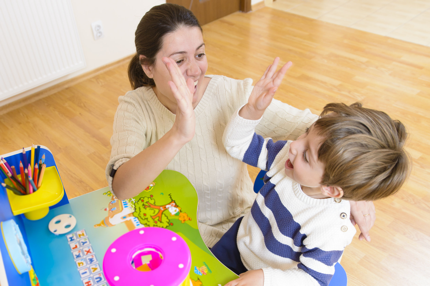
(252, 0), (264, 5)
(0, 0), (165, 107)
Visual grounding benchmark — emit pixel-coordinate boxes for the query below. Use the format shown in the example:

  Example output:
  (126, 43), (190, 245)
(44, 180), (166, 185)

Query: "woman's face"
(142, 25), (208, 112)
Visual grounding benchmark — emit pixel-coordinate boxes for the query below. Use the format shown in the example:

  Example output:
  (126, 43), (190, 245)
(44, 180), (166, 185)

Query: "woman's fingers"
(272, 61), (292, 87)
(163, 57), (193, 103)
(350, 200), (375, 242)
(260, 62), (272, 80)
(265, 57), (280, 80)
(186, 78), (194, 100)
(163, 57), (189, 93)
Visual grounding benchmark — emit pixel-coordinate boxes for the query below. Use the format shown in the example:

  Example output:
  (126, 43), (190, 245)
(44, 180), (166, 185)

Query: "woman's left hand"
(225, 269), (264, 286)
(350, 200), (376, 242)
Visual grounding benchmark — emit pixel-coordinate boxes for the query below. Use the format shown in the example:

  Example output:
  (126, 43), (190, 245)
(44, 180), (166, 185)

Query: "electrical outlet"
(91, 20), (104, 40)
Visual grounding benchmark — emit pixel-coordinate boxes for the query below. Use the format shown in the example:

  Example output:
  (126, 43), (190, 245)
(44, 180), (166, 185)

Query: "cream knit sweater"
(106, 75), (318, 247)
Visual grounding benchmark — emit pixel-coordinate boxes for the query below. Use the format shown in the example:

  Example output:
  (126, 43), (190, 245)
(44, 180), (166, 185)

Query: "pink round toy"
(103, 227), (192, 285)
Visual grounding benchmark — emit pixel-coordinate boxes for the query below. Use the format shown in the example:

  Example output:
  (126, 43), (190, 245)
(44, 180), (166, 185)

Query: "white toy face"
(49, 214), (77, 235)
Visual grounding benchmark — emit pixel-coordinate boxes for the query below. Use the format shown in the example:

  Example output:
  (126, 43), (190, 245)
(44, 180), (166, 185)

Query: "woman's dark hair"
(128, 3), (202, 89)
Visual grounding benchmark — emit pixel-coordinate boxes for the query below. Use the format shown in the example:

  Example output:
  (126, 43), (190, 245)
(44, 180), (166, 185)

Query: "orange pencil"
(37, 164), (46, 188)
(34, 163), (39, 187)
(19, 162), (26, 188)
(0, 160), (8, 174)
(0, 162), (8, 177)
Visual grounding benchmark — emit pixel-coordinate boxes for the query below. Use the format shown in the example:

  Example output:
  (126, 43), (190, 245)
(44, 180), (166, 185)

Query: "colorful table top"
(6, 170), (238, 286)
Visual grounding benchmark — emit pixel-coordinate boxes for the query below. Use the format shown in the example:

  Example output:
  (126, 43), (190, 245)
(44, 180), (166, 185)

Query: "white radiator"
(0, 0), (86, 101)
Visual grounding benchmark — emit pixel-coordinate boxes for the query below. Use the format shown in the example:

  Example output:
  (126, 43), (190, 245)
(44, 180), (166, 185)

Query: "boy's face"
(285, 125), (325, 188)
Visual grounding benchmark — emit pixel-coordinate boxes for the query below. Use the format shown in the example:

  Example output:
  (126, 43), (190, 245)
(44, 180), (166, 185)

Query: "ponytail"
(128, 54), (155, 90)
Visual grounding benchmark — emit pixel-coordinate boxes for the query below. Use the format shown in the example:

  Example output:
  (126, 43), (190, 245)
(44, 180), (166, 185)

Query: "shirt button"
(341, 225), (348, 232)
(340, 212), (347, 219)
(334, 198), (342, 203)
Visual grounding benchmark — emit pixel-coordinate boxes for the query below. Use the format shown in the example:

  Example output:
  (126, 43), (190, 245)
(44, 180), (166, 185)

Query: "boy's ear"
(139, 55), (153, 78)
(321, 186), (344, 198)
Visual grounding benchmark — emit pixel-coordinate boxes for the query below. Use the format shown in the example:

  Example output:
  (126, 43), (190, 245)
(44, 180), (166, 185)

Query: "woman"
(106, 3), (374, 247)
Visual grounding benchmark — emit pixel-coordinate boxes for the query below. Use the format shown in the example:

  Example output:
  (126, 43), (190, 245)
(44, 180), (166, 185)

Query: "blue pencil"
(21, 148), (28, 169)
(35, 145), (40, 171)
(28, 176), (37, 192)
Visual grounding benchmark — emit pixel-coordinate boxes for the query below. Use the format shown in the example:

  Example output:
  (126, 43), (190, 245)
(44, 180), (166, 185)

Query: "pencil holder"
(5, 166), (64, 220)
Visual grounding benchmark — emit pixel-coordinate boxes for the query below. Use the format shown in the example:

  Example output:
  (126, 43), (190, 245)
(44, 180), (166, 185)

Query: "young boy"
(212, 86), (409, 285)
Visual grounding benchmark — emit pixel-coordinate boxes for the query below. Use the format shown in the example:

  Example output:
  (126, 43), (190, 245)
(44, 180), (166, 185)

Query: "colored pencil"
(7, 170), (26, 192)
(1, 158), (13, 174)
(37, 164), (46, 188)
(41, 154), (45, 164)
(0, 160), (9, 175)
(31, 145), (35, 174)
(19, 162), (26, 187)
(27, 165), (33, 194)
(22, 148), (28, 169)
(38, 159), (43, 179)
(28, 176), (37, 192)
(9, 165), (24, 189)
(1, 183), (22, 196)
(11, 166), (18, 178)
(0, 162), (8, 177)
(24, 168), (30, 194)
(4, 170), (26, 195)
(33, 163), (39, 187)
(35, 145), (40, 171)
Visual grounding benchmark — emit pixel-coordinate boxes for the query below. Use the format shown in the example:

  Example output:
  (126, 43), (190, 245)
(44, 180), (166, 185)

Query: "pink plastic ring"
(103, 227), (191, 286)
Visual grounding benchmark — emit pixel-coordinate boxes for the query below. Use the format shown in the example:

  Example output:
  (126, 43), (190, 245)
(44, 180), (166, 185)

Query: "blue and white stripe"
(223, 110), (355, 286)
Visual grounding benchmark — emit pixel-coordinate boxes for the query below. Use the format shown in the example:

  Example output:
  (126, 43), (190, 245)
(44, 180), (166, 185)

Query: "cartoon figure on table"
(95, 186), (192, 230)
(209, 60), (410, 285)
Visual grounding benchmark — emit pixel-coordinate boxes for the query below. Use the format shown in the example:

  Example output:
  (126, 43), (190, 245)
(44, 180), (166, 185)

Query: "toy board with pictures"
(98, 170), (239, 285)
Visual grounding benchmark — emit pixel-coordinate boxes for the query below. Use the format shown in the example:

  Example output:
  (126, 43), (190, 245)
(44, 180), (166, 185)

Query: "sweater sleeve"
(262, 246), (343, 286)
(262, 224), (352, 286)
(256, 98), (319, 141)
(222, 106), (288, 171)
(105, 93), (148, 194)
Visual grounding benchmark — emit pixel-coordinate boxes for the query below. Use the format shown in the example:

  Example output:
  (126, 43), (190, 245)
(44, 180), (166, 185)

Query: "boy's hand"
(239, 58), (292, 120)
(225, 269), (264, 286)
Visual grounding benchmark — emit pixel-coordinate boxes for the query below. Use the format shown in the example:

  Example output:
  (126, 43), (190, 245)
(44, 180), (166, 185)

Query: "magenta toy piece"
(103, 227), (191, 286)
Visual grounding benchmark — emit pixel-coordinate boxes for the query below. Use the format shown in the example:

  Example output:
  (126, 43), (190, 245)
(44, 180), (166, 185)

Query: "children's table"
(0, 147), (238, 286)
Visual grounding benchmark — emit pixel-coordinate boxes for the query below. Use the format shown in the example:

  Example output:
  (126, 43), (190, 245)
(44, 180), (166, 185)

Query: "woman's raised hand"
(163, 57), (196, 143)
(240, 58), (292, 120)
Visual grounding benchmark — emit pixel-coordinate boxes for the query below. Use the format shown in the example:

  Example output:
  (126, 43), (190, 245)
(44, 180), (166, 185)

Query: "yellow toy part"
(5, 166), (64, 220)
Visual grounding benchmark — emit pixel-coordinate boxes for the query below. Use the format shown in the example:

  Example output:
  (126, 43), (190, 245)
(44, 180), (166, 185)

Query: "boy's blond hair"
(314, 102), (410, 201)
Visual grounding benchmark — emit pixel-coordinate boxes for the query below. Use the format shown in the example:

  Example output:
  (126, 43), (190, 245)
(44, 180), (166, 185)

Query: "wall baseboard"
(252, 1), (265, 11)
(0, 55), (133, 115)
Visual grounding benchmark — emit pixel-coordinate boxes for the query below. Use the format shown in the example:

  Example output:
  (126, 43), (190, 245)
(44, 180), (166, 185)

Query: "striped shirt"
(222, 106), (356, 286)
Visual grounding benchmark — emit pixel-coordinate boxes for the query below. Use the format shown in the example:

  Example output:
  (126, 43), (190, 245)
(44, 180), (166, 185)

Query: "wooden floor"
(1, 7), (429, 286)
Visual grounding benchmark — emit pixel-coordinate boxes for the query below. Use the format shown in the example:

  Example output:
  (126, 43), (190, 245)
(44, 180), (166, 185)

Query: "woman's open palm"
(163, 57), (196, 143)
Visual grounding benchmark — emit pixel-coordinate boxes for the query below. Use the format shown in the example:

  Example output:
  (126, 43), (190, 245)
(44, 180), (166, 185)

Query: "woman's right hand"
(163, 57), (196, 143)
